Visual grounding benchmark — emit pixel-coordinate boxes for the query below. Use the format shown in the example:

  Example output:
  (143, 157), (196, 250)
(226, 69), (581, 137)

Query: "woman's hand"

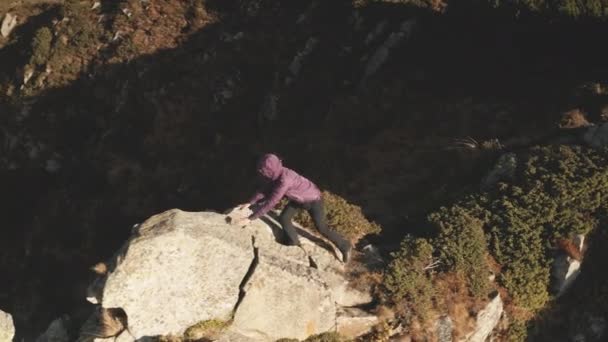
(233, 217), (251, 227)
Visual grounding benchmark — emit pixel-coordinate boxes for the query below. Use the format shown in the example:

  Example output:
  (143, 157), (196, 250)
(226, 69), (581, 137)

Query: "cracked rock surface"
(86, 208), (372, 340)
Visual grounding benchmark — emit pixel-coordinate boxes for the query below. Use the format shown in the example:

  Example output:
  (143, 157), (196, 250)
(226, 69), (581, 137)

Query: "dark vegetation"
(1, 0), (608, 340)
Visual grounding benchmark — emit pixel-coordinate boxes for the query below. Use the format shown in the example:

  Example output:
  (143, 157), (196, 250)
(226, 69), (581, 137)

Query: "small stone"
(435, 316), (453, 342)
(1, 13), (18, 38)
(23, 67), (34, 85)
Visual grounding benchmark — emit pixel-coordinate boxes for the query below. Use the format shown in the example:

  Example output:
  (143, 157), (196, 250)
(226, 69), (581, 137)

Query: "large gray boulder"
(87, 210), (255, 338)
(86, 208), (373, 340)
(0, 309), (14, 342)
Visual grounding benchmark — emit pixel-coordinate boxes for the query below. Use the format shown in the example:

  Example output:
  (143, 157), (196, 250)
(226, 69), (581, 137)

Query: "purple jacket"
(247, 154), (321, 220)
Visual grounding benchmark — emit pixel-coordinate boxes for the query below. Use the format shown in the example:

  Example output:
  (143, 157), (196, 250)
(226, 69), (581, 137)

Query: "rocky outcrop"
(462, 294), (503, 342)
(86, 210), (256, 338)
(85, 208), (374, 340)
(552, 234), (585, 296)
(0, 309), (14, 342)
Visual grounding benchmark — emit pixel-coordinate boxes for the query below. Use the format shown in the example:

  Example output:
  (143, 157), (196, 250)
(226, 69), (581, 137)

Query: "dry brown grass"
(79, 307), (127, 339)
(108, 0), (217, 63)
(559, 109), (590, 129)
(433, 273), (485, 340)
(384, 272), (489, 341)
(496, 285), (534, 322)
(346, 251), (385, 293)
(556, 238), (583, 261)
(90, 262), (107, 275)
(486, 254), (502, 274)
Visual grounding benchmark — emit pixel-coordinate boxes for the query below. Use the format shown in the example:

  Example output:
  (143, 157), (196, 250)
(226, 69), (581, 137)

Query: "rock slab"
(87, 208), (374, 340)
(0, 309), (14, 342)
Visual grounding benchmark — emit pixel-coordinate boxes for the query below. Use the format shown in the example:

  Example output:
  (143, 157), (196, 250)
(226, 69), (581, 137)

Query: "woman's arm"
(247, 191), (265, 205)
(248, 180), (288, 220)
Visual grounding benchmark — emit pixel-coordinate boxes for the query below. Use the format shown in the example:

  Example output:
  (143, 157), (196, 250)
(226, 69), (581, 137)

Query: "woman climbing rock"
(233, 153), (352, 262)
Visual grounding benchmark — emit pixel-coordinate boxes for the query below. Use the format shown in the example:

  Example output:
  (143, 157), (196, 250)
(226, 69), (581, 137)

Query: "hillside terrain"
(1, 0), (608, 340)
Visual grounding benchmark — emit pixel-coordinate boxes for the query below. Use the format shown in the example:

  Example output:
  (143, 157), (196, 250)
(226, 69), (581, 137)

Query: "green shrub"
(115, 37), (139, 60)
(374, 0), (608, 18)
(384, 237), (436, 320)
(495, 0), (608, 17)
(58, 0), (99, 49)
(526, 227), (608, 340)
(383, 145), (608, 340)
(425, 145), (608, 315)
(430, 205), (490, 298)
(506, 319), (529, 341)
(282, 191), (381, 242)
(31, 27), (53, 66)
(70, 17), (98, 48)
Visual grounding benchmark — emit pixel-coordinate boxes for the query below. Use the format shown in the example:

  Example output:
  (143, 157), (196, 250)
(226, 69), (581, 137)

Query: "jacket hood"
(257, 153), (283, 180)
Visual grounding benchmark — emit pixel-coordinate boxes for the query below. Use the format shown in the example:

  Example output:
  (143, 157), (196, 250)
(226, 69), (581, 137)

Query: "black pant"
(279, 199), (351, 252)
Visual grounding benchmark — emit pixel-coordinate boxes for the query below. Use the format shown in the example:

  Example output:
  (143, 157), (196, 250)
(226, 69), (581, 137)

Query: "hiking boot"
(340, 244), (352, 263)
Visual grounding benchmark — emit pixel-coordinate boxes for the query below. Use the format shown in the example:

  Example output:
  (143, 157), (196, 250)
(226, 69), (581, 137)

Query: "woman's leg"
(308, 199), (352, 261)
(279, 201), (301, 246)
